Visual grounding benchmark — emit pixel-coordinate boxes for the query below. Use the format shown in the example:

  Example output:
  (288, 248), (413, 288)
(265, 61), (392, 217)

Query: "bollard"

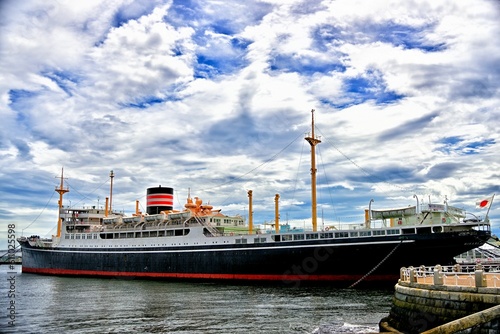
(475, 263), (486, 287)
(475, 270), (486, 288)
(409, 266), (417, 284)
(433, 265), (443, 285)
(419, 265), (427, 282)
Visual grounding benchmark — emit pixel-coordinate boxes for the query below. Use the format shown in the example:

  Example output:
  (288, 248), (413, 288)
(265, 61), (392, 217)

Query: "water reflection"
(1, 267), (392, 333)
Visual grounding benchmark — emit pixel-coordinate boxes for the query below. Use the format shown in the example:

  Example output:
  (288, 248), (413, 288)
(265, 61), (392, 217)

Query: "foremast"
(109, 170), (115, 213)
(305, 109), (321, 232)
(55, 168), (69, 238)
(248, 190), (253, 234)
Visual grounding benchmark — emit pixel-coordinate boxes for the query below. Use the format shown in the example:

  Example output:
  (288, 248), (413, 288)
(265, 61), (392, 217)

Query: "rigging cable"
(316, 143), (338, 224)
(209, 131), (306, 205)
(65, 177), (110, 208)
(44, 225), (57, 239)
(282, 135), (306, 224)
(290, 138), (306, 209)
(21, 190), (55, 234)
(315, 125), (416, 194)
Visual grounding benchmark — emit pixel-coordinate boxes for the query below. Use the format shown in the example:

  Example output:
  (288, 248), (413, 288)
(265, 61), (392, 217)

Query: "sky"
(1, 0), (500, 246)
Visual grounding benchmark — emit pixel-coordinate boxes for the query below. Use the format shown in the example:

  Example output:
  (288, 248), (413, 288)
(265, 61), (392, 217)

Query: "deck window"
(417, 227), (432, 235)
(402, 228), (415, 235)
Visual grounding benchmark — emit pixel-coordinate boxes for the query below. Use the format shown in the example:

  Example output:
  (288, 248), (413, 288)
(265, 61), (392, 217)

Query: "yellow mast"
(305, 109), (321, 232)
(248, 190), (253, 234)
(109, 170), (114, 213)
(55, 168), (69, 238)
(135, 200), (140, 215)
(274, 194), (280, 234)
(104, 197), (109, 217)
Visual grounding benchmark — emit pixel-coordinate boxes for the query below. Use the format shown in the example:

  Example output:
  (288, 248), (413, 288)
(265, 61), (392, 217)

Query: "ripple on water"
(0, 267), (392, 333)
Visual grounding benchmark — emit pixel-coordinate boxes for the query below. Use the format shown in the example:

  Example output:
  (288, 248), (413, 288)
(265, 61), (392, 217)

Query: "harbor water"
(1, 265), (392, 333)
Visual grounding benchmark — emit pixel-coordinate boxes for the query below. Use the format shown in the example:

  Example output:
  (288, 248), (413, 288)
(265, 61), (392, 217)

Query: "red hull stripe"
(22, 267), (398, 282)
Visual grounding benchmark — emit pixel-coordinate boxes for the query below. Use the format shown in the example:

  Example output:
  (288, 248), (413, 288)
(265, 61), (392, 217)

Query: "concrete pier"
(380, 264), (500, 333)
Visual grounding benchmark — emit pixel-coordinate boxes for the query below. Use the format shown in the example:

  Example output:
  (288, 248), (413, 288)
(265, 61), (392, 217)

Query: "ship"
(18, 110), (493, 286)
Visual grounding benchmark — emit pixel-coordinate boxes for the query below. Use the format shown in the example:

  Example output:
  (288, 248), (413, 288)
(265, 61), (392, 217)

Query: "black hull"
(19, 230), (490, 287)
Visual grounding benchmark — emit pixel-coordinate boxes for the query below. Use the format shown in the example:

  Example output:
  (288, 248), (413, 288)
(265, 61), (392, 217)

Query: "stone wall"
(383, 281), (500, 333)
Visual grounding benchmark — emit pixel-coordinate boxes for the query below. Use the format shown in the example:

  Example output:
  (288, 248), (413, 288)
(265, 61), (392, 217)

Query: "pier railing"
(400, 264), (500, 288)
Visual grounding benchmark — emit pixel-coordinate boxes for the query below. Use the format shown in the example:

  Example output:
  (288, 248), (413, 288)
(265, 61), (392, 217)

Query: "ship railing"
(190, 216), (221, 236)
(400, 264), (500, 288)
(473, 223), (491, 232)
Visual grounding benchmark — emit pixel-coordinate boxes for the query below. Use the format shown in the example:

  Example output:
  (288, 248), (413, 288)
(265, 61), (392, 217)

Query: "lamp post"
(413, 194), (419, 214)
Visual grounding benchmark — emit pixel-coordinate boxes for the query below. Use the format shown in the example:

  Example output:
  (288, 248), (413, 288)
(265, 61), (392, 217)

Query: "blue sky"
(1, 0), (499, 245)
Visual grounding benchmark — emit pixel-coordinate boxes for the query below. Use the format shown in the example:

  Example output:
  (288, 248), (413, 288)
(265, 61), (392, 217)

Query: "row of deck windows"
(209, 218), (244, 225)
(274, 228), (401, 241)
(101, 229), (189, 239)
(63, 227), (418, 242)
(65, 234), (98, 240)
(64, 229), (189, 240)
